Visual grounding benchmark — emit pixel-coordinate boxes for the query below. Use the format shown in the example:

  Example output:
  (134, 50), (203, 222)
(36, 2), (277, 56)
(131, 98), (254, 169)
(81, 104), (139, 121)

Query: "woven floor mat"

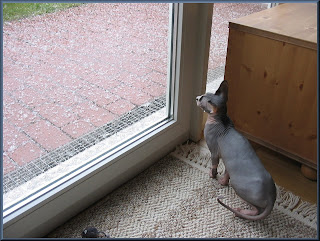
(47, 143), (317, 238)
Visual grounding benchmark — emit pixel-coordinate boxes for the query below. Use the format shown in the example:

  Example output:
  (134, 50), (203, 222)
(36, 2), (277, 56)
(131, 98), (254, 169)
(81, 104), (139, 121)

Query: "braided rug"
(47, 142), (317, 238)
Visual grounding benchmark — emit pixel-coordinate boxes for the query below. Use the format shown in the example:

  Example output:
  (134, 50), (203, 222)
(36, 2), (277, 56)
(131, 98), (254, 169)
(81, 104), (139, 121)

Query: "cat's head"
(195, 80), (228, 115)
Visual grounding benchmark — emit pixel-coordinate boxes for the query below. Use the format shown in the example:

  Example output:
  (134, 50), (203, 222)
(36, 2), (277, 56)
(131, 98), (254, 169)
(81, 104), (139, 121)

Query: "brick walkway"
(3, 3), (267, 176)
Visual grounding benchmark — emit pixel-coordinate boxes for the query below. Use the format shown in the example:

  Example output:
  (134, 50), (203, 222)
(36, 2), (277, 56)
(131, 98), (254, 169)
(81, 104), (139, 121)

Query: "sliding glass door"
(3, 2), (171, 214)
(2, 3), (213, 238)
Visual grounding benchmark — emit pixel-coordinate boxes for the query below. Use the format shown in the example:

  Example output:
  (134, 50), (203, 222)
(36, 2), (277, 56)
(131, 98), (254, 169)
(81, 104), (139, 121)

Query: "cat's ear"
(215, 80), (228, 102)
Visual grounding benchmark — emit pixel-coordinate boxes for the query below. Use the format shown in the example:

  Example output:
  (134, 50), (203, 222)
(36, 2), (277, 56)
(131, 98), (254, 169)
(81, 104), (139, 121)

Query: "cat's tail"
(217, 195), (275, 221)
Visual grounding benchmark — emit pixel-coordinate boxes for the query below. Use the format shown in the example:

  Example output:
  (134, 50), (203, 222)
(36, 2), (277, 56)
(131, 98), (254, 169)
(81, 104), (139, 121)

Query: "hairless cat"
(196, 80), (276, 220)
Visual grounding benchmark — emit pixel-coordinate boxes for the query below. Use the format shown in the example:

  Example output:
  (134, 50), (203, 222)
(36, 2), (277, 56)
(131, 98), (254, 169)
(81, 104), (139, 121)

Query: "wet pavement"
(2, 3), (267, 176)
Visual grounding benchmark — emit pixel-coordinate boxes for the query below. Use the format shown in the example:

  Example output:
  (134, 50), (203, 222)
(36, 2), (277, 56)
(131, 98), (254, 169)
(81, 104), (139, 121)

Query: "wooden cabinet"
(224, 3), (317, 171)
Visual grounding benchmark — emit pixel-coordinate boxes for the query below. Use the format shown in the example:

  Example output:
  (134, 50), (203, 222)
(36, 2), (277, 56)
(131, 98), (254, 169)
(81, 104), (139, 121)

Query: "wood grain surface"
(225, 3), (317, 169)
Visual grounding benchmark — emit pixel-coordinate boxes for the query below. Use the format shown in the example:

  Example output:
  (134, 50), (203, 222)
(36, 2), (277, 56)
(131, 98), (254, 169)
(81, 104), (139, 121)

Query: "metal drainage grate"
(3, 96), (166, 194)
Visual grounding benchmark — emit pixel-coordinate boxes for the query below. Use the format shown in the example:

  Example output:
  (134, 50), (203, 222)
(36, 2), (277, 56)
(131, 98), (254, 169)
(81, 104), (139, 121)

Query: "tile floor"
(2, 3), (268, 177)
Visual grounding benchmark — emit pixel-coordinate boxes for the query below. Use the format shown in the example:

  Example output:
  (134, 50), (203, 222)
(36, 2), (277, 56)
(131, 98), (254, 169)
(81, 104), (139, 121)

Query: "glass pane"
(3, 3), (172, 211)
(207, 3), (268, 90)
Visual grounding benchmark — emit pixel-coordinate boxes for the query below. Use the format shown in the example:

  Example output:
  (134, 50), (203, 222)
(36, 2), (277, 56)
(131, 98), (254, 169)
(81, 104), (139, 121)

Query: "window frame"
(2, 3), (213, 238)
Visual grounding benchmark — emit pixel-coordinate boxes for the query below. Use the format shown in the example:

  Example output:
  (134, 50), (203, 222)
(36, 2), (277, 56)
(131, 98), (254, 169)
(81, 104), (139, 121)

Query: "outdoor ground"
(2, 3), (267, 184)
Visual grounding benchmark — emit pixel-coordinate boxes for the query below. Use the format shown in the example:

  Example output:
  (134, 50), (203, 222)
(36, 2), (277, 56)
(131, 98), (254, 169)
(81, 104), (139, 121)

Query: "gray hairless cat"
(196, 80), (276, 220)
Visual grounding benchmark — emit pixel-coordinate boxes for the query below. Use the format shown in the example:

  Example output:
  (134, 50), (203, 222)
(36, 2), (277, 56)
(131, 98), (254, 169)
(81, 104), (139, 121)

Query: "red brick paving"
(62, 120), (96, 139)
(35, 102), (79, 127)
(73, 101), (116, 127)
(8, 141), (44, 167)
(3, 96), (40, 128)
(23, 119), (72, 151)
(111, 81), (154, 106)
(2, 3), (267, 175)
(3, 154), (17, 175)
(76, 83), (116, 108)
(3, 122), (29, 152)
(106, 98), (136, 116)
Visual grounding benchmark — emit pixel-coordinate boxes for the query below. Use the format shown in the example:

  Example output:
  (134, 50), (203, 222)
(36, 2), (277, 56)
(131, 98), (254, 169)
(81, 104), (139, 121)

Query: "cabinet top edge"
(229, 3), (317, 48)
